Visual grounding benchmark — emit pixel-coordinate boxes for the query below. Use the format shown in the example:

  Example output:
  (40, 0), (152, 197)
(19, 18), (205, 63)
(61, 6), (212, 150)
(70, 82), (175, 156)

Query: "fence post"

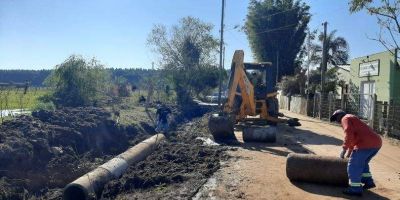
(382, 101), (388, 135)
(313, 94), (316, 118)
(328, 92), (333, 118)
(370, 94), (377, 129)
(388, 99), (394, 136)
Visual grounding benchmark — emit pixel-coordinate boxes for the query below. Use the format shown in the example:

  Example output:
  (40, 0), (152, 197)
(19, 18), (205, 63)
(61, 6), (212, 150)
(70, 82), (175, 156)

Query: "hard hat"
(330, 109), (346, 122)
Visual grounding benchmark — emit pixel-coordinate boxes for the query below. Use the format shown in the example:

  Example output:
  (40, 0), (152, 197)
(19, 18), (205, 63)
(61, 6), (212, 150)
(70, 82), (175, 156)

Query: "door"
(360, 81), (375, 119)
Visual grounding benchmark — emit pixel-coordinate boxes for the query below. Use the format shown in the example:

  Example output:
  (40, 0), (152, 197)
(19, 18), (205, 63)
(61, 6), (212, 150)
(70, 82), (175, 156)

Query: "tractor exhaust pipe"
(63, 134), (165, 200)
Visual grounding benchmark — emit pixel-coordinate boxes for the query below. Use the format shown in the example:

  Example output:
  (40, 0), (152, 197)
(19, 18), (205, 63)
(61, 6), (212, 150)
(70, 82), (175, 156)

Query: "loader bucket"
(208, 114), (236, 141)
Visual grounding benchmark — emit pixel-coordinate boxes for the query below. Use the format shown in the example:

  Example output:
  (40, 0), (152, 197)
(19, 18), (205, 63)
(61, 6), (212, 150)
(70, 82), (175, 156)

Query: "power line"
(247, 7), (298, 21)
(252, 23), (299, 35)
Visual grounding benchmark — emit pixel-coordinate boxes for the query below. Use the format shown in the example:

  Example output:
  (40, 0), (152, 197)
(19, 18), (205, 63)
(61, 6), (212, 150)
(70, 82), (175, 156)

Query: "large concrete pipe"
(63, 134), (165, 200)
(208, 114), (236, 141)
(242, 126), (276, 143)
(286, 153), (348, 186)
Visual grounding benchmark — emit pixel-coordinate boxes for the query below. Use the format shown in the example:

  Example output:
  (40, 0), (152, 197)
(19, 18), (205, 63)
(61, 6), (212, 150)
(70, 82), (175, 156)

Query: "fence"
(279, 92), (400, 139)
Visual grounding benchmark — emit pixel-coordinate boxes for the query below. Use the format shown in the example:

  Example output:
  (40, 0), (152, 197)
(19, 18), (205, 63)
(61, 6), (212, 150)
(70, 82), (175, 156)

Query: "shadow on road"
(236, 123), (344, 156)
(292, 181), (390, 200)
(281, 125), (343, 146)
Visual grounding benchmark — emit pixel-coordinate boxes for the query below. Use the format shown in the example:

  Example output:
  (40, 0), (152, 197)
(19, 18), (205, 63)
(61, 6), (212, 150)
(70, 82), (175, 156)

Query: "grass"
(0, 88), (50, 110)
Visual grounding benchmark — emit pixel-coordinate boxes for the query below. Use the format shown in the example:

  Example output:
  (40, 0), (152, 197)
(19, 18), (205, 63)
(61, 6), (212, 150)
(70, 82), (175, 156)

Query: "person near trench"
(330, 109), (382, 196)
(156, 104), (171, 134)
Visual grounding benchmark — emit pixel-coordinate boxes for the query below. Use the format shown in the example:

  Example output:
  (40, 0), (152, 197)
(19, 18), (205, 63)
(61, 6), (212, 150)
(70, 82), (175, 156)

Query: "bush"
(45, 55), (110, 107)
(33, 101), (56, 111)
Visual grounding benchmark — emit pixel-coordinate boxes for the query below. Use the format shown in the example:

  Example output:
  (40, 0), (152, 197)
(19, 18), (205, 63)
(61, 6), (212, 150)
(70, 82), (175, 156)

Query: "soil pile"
(0, 107), (149, 200)
(102, 113), (229, 200)
(0, 103), (226, 200)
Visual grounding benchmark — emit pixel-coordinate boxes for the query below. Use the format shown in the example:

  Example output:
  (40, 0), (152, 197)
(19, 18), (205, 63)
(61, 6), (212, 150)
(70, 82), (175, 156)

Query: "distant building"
(348, 49), (400, 118)
(335, 64), (351, 97)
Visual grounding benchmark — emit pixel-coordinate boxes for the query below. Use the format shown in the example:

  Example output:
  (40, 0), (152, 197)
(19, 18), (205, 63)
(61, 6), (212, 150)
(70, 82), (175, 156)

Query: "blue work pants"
(347, 148), (380, 186)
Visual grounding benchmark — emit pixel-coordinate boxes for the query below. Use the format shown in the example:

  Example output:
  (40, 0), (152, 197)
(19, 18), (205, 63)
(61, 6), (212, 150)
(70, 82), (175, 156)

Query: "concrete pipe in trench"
(286, 153), (348, 186)
(242, 126), (277, 143)
(63, 134), (165, 200)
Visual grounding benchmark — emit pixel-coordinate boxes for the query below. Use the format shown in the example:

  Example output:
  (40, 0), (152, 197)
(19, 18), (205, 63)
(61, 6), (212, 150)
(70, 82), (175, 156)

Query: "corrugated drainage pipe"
(286, 153), (348, 186)
(63, 134), (165, 200)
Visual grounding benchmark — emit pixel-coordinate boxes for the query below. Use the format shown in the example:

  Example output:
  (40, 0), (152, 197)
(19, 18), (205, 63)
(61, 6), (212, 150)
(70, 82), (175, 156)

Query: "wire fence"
(280, 92), (400, 139)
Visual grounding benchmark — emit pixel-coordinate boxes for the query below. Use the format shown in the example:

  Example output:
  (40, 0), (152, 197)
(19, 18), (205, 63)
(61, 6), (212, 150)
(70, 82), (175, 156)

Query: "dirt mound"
(101, 113), (229, 200)
(0, 103), (225, 199)
(0, 107), (149, 199)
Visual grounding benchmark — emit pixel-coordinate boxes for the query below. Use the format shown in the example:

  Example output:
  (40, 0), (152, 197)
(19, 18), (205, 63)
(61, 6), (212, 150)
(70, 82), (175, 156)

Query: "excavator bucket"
(208, 114), (236, 141)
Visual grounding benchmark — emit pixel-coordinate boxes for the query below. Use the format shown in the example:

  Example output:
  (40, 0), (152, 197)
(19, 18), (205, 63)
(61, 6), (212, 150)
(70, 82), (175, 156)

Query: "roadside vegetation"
(0, 88), (49, 110)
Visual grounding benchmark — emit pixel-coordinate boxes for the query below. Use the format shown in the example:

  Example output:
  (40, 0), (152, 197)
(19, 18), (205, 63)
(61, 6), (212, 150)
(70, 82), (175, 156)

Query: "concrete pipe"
(286, 153), (348, 186)
(208, 114), (236, 141)
(242, 126), (277, 143)
(63, 134), (165, 200)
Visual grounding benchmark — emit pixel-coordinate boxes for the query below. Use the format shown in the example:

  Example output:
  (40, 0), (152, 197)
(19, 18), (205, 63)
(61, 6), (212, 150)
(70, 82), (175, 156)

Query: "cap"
(330, 109), (346, 122)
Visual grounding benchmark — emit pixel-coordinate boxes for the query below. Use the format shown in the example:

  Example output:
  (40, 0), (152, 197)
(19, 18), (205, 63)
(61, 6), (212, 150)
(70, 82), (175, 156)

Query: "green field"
(0, 88), (50, 110)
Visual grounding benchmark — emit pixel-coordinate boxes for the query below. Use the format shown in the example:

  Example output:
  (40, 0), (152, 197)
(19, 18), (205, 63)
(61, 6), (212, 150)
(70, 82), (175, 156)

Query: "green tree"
(46, 55), (109, 107)
(279, 66), (339, 96)
(278, 68), (307, 96)
(245, 0), (311, 80)
(312, 30), (349, 67)
(147, 16), (219, 104)
(349, 0), (400, 55)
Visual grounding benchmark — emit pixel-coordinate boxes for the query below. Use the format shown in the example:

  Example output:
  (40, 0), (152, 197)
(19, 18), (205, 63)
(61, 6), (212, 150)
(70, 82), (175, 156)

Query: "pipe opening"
(63, 184), (87, 200)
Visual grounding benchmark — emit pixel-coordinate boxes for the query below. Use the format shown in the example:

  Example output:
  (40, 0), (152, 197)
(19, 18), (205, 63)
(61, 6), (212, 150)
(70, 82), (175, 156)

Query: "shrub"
(45, 55), (110, 107)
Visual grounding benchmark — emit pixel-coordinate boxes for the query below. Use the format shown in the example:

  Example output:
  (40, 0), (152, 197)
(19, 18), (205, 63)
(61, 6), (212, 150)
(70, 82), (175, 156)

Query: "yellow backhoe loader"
(208, 50), (300, 142)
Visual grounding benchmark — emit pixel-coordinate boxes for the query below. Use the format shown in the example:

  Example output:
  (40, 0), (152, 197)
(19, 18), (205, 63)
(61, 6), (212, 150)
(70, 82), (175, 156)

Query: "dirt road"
(194, 111), (400, 200)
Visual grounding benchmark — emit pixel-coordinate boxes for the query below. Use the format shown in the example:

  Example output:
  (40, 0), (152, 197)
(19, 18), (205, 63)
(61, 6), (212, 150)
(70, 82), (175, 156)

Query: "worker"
(156, 104), (171, 134)
(330, 109), (382, 196)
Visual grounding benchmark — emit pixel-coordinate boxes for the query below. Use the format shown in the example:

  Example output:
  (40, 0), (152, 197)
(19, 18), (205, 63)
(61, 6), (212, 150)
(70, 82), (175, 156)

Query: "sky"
(0, 0), (385, 70)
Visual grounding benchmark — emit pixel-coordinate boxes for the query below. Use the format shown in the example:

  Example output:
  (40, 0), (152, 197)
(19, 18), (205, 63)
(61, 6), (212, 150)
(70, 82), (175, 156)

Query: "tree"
(308, 67), (339, 93)
(147, 16), (220, 104)
(312, 30), (350, 67)
(245, 0), (311, 81)
(278, 68), (307, 96)
(349, 0), (400, 56)
(45, 55), (110, 107)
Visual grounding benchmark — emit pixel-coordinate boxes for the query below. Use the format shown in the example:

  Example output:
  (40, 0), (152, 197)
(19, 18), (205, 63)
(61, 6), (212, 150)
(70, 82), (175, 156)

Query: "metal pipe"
(63, 134), (165, 200)
(286, 153), (348, 186)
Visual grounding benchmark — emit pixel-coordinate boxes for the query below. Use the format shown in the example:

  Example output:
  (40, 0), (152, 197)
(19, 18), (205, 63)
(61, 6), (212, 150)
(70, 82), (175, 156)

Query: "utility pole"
(218, 0), (225, 106)
(320, 22), (328, 118)
(306, 29), (312, 115)
(321, 22), (328, 92)
(276, 50), (279, 85)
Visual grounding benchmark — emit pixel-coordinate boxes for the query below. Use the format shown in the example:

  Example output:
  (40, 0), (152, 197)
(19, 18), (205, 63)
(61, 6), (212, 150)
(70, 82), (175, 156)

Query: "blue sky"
(0, 0), (384, 70)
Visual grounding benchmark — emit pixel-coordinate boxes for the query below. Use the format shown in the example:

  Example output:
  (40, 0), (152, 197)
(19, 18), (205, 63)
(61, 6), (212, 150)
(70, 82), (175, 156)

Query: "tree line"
(0, 68), (159, 88)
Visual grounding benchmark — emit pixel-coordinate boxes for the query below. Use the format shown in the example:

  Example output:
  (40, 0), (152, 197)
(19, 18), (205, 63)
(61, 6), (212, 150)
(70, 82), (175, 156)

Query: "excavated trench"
(0, 105), (227, 200)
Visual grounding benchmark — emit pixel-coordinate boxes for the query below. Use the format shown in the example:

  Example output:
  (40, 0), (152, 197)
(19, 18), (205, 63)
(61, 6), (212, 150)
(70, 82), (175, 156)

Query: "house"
(335, 64), (351, 97)
(348, 49), (400, 119)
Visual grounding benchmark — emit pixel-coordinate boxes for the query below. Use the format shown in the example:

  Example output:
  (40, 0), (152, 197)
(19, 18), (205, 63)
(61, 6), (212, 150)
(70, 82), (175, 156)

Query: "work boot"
(343, 186), (363, 196)
(362, 178), (376, 190)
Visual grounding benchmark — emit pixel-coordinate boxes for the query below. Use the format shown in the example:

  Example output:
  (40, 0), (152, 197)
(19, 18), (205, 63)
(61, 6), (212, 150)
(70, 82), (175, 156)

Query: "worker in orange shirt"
(330, 109), (382, 196)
